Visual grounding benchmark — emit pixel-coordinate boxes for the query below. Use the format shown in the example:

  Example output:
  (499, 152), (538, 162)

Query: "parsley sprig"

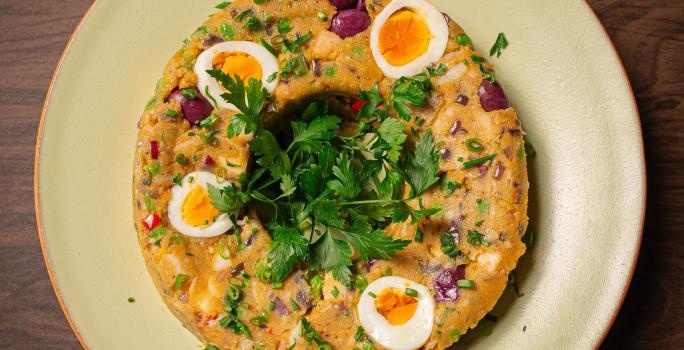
(208, 73), (442, 285)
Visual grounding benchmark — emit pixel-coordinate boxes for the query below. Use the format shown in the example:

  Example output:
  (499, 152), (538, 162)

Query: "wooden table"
(0, 1), (681, 348)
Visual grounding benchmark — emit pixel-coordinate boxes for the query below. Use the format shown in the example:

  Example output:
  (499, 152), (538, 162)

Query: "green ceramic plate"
(35, 0), (645, 349)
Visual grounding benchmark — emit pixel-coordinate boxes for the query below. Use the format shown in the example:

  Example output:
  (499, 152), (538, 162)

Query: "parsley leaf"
(327, 153), (362, 200)
(467, 229), (491, 247)
(427, 63), (448, 77)
(332, 220), (411, 261)
(391, 73), (433, 121)
(400, 129), (440, 196)
(206, 71), (267, 137)
(268, 228), (309, 283)
(207, 183), (249, 213)
(289, 115), (341, 154)
(311, 230), (353, 285)
(377, 118), (407, 163)
(489, 32), (509, 57)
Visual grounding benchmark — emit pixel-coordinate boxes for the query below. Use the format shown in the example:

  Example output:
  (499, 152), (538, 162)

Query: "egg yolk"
(182, 185), (219, 227)
(378, 9), (431, 67)
(213, 52), (263, 83)
(374, 287), (418, 326)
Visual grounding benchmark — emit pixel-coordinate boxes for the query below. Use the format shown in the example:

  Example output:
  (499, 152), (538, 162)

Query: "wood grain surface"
(0, 0), (681, 349)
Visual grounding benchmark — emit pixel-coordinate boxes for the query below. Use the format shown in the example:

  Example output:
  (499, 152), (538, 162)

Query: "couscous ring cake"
(132, 0), (528, 349)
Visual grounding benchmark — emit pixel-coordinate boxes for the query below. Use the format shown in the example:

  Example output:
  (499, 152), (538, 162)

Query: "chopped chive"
(331, 286), (339, 298)
(368, 292), (377, 298)
(289, 298), (300, 311)
(175, 274), (187, 289)
(260, 37), (279, 57)
(200, 113), (218, 128)
(181, 88), (197, 100)
(457, 279), (474, 288)
(215, 1), (231, 9)
(464, 138), (485, 152)
(405, 288), (418, 297)
(127, 297), (135, 303)
(471, 55), (486, 63)
(354, 275), (368, 292)
(144, 195), (155, 211)
(463, 154), (497, 169)
(217, 242), (231, 259)
(355, 326), (365, 342)
(148, 160), (160, 176)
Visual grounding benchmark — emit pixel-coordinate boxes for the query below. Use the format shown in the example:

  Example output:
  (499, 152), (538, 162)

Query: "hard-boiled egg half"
(370, 0), (449, 79)
(358, 276), (435, 350)
(194, 41), (279, 112)
(168, 171), (234, 238)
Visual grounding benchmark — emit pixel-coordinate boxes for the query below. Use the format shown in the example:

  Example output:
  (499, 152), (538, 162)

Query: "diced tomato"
(142, 213), (161, 231)
(351, 99), (370, 113)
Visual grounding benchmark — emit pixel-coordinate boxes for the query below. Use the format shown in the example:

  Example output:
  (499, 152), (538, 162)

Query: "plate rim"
(33, 1), (647, 349)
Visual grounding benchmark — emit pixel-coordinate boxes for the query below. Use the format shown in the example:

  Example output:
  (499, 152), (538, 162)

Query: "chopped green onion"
(289, 298), (300, 311)
(217, 242), (231, 259)
(317, 12), (327, 21)
(165, 109), (177, 117)
(463, 154), (496, 169)
(249, 315), (268, 326)
(181, 88), (196, 99)
(464, 138), (484, 152)
(253, 0), (266, 5)
(311, 275), (324, 300)
(175, 274), (187, 289)
(405, 288), (418, 297)
(471, 55), (486, 63)
(368, 292), (377, 298)
(277, 18), (292, 34)
(215, 2), (231, 9)
(220, 23), (235, 40)
(200, 113), (218, 128)
(143, 195), (155, 211)
(354, 326), (365, 341)
(127, 297), (135, 303)
(331, 286), (339, 298)
(457, 279), (474, 288)
(147, 160), (160, 177)
(354, 275), (368, 292)
(260, 37), (279, 57)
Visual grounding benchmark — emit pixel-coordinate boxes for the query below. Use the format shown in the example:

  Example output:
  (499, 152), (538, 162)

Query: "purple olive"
(329, 0), (357, 10)
(330, 8), (370, 38)
(167, 88), (214, 124)
(478, 79), (510, 112)
(434, 265), (465, 303)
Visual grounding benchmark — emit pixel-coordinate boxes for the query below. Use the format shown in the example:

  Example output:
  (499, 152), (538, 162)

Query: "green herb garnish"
(454, 34), (471, 45)
(489, 32), (509, 57)
(405, 287), (418, 297)
(467, 230), (491, 247)
(457, 279), (475, 288)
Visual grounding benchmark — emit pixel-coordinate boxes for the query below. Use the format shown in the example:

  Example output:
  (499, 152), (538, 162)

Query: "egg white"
(168, 171), (234, 238)
(370, 0), (449, 79)
(194, 41), (279, 112)
(358, 276), (435, 350)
